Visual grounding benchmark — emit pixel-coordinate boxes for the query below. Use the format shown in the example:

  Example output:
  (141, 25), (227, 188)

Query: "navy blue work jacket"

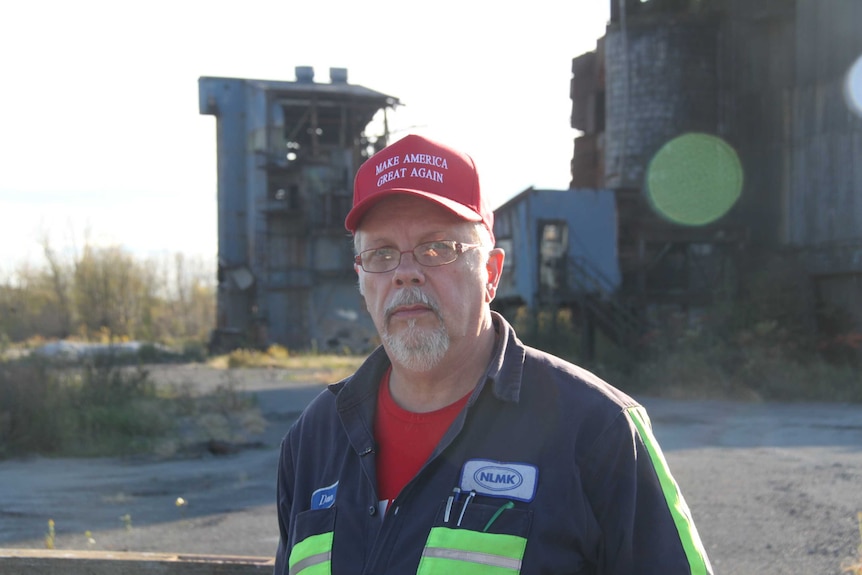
(274, 313), (712, 575)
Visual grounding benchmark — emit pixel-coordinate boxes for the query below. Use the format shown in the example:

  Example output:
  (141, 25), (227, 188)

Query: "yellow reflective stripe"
(418, 527), (526, 575)
(628, 406), (711, 575)
(288, 532), (332, 575)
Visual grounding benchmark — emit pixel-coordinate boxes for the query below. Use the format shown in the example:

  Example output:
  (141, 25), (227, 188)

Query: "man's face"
(354, 196), (496, 371)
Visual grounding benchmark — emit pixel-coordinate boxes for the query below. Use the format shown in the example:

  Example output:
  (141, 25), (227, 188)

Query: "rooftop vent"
(330, 67), (348, 84)
(295, 66), (314, 83)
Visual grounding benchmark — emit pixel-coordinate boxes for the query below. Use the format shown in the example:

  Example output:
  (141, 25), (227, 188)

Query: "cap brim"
(345, 188), (483, 233)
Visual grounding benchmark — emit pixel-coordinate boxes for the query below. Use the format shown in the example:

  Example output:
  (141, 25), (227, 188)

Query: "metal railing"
(564, 256), (646, 347)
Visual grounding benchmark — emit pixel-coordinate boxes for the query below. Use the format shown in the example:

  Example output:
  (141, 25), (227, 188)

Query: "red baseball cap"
(345, 134), (495, 242)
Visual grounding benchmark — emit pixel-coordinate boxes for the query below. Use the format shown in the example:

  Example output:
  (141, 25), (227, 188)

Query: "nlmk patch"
(460, 459), (538, 502)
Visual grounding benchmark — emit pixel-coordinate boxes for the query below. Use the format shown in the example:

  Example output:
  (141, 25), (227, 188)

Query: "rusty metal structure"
(199, 68), (399, 351)
(571, 0), (862, 330)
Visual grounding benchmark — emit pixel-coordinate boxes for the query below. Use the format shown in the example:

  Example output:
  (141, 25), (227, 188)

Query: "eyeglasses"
(355, 240), (480, 273)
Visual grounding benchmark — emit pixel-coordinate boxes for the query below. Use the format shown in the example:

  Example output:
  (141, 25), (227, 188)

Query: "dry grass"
(842, 512), (862, 574)
(207, 347), (365, 384)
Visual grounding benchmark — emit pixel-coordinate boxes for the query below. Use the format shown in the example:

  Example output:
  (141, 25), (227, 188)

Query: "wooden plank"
(0, 549), (274, 575)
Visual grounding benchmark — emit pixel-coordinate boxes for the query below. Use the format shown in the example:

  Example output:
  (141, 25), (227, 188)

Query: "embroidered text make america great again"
(375, 153), (450, 187)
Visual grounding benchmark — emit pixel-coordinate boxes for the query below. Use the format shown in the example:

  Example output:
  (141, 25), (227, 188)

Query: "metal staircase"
(566, 257), (646, 348)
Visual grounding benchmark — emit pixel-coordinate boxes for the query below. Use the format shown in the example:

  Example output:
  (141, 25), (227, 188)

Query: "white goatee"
(381, 287), (450, 371)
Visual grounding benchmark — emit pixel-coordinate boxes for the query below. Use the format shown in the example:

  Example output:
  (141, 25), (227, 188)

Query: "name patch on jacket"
(311, 481), (338, 510)
(460, 459), (538, 502)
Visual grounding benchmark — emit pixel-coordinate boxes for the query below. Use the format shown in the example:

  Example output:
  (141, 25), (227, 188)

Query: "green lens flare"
(646, 132), (743, 226)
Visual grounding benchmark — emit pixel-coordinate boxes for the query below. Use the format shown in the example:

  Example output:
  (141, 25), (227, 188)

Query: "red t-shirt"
(374, 369), (471, 513)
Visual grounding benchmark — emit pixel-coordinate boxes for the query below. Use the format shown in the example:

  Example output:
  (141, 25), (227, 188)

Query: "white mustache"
(384, 287), (442, 323)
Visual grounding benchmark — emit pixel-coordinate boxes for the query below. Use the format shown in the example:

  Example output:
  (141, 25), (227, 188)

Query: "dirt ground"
(1, 364), (861, 574)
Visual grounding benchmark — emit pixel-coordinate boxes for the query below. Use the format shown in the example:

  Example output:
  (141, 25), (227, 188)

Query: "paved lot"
(1, 367), (860, 574)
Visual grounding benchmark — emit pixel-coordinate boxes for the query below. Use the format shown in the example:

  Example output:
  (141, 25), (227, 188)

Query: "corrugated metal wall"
(792, 0), (862, 328)
(789, 0), (862, 251)
(717, 0), (796, 247)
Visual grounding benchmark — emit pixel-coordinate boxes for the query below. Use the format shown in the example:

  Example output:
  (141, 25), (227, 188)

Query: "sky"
(0, 1), (610, 275)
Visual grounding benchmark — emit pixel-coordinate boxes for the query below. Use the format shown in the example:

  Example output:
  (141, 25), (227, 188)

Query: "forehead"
(357, 195), (470, 238)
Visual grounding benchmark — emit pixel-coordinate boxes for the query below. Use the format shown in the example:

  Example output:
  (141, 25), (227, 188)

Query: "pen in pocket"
(444, 487), (461, 523)
(456, 490), (476, 527)
(482, 500), (515, 532)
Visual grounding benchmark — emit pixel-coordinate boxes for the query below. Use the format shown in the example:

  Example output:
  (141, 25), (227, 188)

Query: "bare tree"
(39, 236), (73, 338)
(1, 231), (214, 344)
(73, 244), (148, 339)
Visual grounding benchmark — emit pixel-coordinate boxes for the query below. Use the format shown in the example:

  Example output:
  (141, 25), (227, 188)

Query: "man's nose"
(392, 251), (425, 286)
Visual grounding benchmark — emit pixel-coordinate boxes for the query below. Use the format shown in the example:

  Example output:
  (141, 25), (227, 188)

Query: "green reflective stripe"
(628, 406), (711, 575)
(288, 532), (332, 575)
(418, 527), (526, 575)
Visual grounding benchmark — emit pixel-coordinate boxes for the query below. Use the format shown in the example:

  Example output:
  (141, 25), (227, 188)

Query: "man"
(274, 134), (712, 574)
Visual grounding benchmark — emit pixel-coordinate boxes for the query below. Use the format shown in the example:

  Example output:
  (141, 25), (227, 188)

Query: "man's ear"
(485, 248), (505, 302)
(355, 264), (365, 296)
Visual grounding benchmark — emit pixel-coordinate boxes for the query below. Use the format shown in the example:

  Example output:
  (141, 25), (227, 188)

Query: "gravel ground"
(0, 365), (860, 574)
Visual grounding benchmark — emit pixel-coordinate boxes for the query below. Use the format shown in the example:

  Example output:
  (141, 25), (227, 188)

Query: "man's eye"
(421, 242), (453, 257)
(370, 249), (396, 260)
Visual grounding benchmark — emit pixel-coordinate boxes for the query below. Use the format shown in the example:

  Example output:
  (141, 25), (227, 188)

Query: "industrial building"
(569, 0), (862, 334)
(199, 68), (398, 352)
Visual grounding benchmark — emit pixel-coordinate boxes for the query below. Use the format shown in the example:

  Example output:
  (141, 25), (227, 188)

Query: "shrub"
(0, 361), (69, 456)
(0, 356), (170, 457)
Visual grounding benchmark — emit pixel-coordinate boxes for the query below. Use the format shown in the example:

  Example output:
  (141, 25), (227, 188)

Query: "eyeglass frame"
(354, 240), (481, 273)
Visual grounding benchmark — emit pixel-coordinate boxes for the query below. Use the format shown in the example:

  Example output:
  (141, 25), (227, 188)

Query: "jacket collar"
(485, 311), (526, 403)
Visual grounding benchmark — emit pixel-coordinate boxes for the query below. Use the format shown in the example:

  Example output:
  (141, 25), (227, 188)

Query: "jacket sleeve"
(581, 406), (712, 575)
(273, 435), (295, 575)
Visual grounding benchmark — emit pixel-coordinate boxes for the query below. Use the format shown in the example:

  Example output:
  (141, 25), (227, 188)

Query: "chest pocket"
(417, 498), (532, 575)
(288, 506), (336, 575)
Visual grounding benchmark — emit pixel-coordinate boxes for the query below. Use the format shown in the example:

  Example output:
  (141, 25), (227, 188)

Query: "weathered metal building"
(199, 68), (399, 351)
(492, 187), (645, 350)
(571, 0), (862, 329)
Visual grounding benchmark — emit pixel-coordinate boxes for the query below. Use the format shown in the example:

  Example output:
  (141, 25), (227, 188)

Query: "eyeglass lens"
(358, 241), (469, 273)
